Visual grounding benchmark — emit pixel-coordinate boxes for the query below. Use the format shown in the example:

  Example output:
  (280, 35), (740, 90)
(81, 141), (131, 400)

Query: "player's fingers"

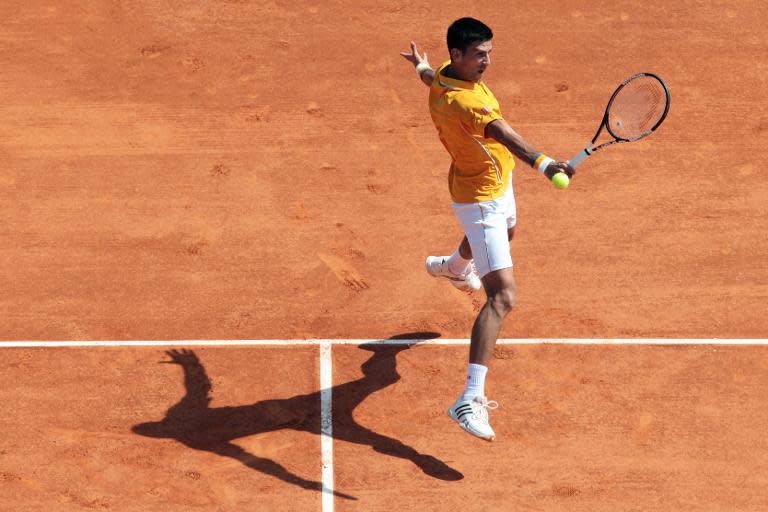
(412, 42), (424, 60)
(551, 161), (574, 178)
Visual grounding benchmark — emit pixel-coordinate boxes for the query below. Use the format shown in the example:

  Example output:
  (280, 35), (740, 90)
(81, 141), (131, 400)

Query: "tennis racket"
(569, 72), (670, 168)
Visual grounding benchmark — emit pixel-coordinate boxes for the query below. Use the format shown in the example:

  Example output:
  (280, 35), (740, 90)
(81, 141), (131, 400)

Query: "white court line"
(319, 341), (334, 512)
(1, 338), (768, 348)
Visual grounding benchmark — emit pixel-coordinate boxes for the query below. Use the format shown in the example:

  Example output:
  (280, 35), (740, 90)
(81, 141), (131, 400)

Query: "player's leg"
(445, 237), (473, 275)
(425, 224), (504, 292)
(469, 267), (515, 366)
(471, 187), (516, 363)
(446, 190), (514, 441)
(464, 182), (517, 376)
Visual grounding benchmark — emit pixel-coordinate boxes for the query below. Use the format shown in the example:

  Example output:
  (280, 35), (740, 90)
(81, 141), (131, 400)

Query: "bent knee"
(489, 288), (515, 315)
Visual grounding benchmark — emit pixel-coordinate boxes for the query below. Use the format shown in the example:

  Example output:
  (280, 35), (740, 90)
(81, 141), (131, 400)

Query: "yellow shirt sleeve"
(448, 91), (504, 138)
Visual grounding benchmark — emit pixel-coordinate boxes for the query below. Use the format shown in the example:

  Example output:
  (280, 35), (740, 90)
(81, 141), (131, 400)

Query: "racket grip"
(568, 146), (592, 169)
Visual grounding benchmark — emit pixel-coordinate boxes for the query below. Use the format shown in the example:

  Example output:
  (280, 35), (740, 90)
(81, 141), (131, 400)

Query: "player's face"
(452, 40), (493, 83)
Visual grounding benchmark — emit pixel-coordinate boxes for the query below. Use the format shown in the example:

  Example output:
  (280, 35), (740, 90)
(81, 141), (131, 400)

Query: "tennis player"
(401, 17), (574, 441)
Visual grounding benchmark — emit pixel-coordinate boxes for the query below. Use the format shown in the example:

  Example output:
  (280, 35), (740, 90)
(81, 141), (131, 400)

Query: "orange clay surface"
(2, 0), (768, 510)
(2, 344), (768, 511)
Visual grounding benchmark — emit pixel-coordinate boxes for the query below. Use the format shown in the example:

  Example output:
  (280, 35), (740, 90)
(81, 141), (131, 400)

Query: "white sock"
(446, 246), (471, 275)
(461, 363), (488, 401)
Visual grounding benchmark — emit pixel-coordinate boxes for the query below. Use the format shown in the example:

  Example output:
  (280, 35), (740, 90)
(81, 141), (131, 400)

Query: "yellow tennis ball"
(552, 172), (570, 189)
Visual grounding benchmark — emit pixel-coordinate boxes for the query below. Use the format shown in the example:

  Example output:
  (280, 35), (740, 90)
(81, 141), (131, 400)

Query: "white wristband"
(533, 153), (555, 174)
(538, 157), (554, 174)
(415, 62), (431, 75)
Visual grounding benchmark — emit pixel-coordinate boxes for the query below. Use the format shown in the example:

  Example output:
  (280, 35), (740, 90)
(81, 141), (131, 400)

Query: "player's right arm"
(400, 41), (434, 87)
(486, 119), (574, 179)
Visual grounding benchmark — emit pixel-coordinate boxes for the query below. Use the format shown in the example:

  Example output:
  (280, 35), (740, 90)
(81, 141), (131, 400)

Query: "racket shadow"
(131, 332), (462, 501)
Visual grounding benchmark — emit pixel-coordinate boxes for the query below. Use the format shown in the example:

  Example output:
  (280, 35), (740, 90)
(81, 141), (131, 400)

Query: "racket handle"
(569, 145), (593, 169)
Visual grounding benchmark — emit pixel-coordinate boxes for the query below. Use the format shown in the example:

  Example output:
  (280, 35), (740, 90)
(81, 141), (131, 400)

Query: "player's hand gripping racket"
(569, 72), (670, 168)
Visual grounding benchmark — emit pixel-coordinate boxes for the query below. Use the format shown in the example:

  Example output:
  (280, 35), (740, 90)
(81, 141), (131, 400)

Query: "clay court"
(2, 0), (768, 510)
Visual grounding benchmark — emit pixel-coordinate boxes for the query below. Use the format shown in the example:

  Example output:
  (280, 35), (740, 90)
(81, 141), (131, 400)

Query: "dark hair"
(447, 17), (493, 53)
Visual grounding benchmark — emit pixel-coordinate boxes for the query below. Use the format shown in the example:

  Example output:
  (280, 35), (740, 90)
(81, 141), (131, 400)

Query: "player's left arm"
(486, 119), (574, 179)
(400, 41), (434, 87)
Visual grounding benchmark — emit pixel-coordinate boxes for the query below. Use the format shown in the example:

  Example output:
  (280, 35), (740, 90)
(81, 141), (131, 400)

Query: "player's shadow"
(132, 333), (462, 501)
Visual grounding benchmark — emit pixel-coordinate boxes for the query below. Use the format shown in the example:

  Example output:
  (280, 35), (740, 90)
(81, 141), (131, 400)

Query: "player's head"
(447, 17), (493, 83)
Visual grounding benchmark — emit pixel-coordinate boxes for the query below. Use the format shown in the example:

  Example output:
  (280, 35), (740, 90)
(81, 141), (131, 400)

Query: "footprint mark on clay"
(552, 485), (581, 498)
(318, 253), (369, 292)
(0, 472), (21, 483)
(140, 44), (172, 58)
(182, 57), (205, 72)
(242, 104), (271, 123)
(366, 183), (390, 194)
(210, 164), (230, 177)
(185, 239), (209, 256)
(493, 346), (516, 360)
(225, 310), (253, 330)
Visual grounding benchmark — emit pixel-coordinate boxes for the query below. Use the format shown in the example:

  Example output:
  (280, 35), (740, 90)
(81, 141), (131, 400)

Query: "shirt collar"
(437, 61), (478, 91)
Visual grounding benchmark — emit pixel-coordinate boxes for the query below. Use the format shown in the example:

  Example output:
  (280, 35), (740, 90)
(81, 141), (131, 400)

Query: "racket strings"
(608, 76), (668, 140)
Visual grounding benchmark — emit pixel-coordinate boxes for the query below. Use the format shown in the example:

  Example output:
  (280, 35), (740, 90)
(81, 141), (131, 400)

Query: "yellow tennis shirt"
(428, 61), (514, 203)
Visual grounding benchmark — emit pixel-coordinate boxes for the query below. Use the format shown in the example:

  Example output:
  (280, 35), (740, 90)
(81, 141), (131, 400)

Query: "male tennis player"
(401, 17), (573, 441)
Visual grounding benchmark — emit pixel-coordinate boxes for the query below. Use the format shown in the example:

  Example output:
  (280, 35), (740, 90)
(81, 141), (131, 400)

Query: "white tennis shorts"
(451, 183), (516, 278)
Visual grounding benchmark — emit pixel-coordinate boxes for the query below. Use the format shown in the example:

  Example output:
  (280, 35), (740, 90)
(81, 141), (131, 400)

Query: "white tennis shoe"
(425, 256), (481, 292)
(447, 396), (499, 441)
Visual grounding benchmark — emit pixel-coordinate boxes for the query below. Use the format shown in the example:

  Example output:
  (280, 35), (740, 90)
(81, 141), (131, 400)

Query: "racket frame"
(570, 72), (670, 168)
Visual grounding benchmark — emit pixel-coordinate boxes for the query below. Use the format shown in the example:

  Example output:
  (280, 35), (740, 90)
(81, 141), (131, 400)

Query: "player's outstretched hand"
(163, 348), (200, 366)
(545, 161), (575, 180)
(400, 41), (430, 68)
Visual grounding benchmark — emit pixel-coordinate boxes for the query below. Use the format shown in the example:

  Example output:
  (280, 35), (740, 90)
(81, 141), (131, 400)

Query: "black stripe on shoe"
(455, 406), (472, 419)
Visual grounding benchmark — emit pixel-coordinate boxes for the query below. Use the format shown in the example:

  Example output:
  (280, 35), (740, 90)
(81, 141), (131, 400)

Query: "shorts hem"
(478, 262), (513, 279)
